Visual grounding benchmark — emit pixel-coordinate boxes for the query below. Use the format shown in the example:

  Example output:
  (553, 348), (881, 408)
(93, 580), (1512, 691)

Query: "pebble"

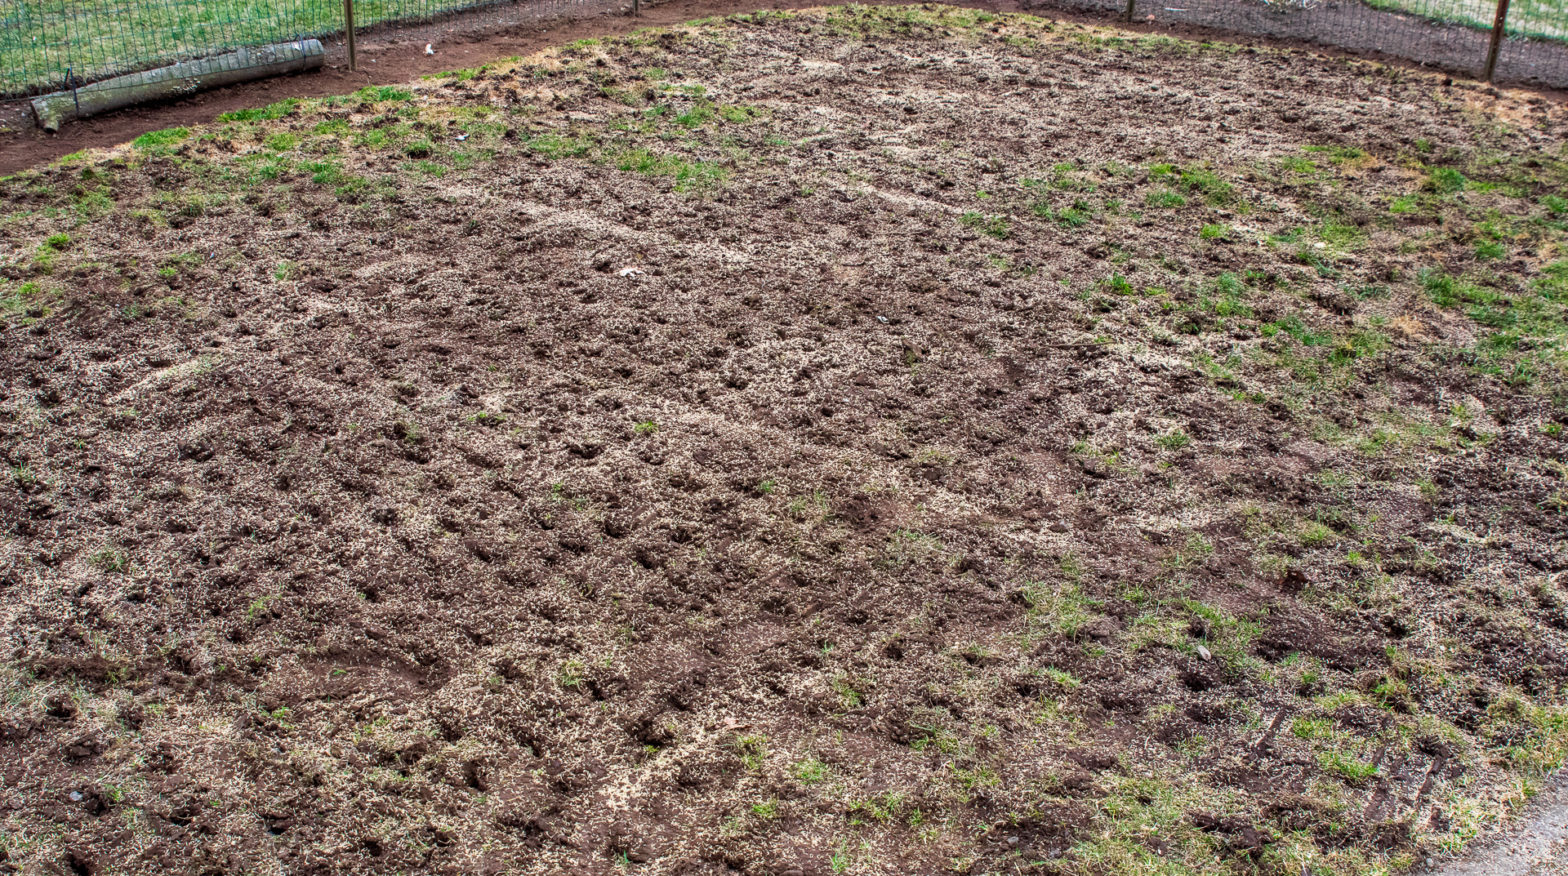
(1196, 644), (1212, 661)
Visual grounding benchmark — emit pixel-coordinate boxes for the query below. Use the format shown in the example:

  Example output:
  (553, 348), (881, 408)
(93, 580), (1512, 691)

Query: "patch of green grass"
(1319, 749), (1378, 783)
(357, 85), (414, 103)
(736, 733), (767, 771)
(1475, 239), (1505, 260)
(615, 148), (726, 191)
(1035, 199), (1094, 228)
(1020, 579), (1097, 638)
(675, 103), (715, 127)
(131, 127), (189, 152)
(1178, 165), (1234, 204)
(1280, 155), (1317, 174)
(88, 547), (130, 573)
(1426, 166), (1467, 194)
(959, 211), (1010, 239)
(1300, 521), (1333, 547)
(217, 98), (299, 122)
(792, 757), (828, 784)
(526, 132), (594, 159)
(1291, 717), (1334, 739)
(1318, 222), (1364, 248)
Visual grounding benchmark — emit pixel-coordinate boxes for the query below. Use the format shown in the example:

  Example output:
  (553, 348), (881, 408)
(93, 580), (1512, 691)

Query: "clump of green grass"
(959, 212), (1010, 239)
(217, 98), (299, 122)
(1280, 155), (1316, 174)
(1425, 167), (1466, 194)
(89, 547), (130, 573)
(132, 127), (189, 152)
(615, 148), (726, 191)
(1300, 521), (1333, 547)
(356, 85), (414, 103)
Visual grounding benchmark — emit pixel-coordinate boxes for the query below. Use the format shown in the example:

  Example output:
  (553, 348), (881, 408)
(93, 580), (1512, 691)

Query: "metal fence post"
(343, 0), (357, 71)
(1483, 0), (1510, 81)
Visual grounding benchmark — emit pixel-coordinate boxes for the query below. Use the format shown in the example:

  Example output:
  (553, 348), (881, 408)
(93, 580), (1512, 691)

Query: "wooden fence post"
(1483, 0), (1510, 81)
(1124, 0), (1135, 22)
(343, 0), (358, 72)
(633, 0), (640, 16)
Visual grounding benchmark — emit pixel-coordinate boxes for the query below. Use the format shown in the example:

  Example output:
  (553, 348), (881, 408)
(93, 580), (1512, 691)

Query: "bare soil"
(2, 6), (1567, 875)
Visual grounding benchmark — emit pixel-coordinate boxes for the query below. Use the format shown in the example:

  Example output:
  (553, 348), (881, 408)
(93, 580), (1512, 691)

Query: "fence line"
(3, 0), (1568, 105)
(1094, 0), (1568, 89)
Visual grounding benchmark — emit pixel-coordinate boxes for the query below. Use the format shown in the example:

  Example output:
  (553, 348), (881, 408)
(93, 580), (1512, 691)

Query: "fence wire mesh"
(0, 0), (615, 98)
(1108, 0), (1568, 88)
(3, 0), (1568, 102)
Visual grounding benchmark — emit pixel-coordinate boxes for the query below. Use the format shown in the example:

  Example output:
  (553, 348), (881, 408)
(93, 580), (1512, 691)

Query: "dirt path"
(1427, 774), (1568, 875)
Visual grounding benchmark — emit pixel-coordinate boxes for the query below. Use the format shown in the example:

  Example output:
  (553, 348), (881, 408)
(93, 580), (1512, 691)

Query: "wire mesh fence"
(0, 0), (611, 98)
(1106, 0), (1568, 88)
(4, 0), (1568, 104)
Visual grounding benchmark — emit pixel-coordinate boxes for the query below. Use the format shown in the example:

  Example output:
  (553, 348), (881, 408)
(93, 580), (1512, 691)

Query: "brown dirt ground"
(2, 5), (1568, 875)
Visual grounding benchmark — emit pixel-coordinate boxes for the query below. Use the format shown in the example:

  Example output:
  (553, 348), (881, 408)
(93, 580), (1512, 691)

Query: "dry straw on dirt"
(1, 6), (1567, 875)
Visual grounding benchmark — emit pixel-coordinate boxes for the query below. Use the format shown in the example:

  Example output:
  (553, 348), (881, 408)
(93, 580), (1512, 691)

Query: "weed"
(557, 658), (585, 689)
(89, 547), (130, 573)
